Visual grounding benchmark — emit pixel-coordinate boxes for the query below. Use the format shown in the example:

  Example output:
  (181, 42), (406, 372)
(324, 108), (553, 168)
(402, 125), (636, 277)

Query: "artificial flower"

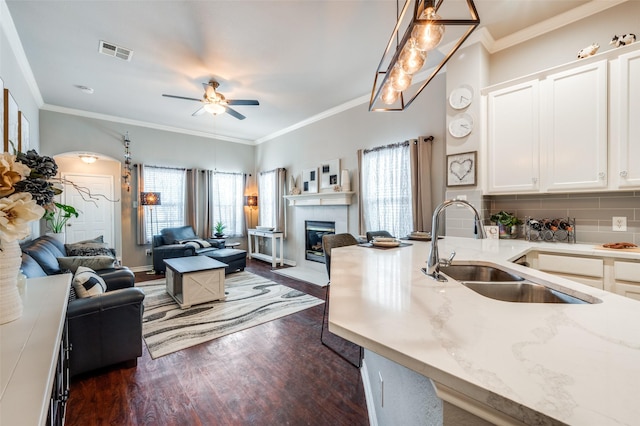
(0, 152), (31, 197)
(0, 192), (45, 242)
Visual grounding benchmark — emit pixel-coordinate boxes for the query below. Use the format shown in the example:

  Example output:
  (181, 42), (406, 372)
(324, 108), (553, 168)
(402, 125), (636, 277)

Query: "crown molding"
(0, 0), (44, 107)
(41, 104), (255, 145)
(489, 0), (628, 53)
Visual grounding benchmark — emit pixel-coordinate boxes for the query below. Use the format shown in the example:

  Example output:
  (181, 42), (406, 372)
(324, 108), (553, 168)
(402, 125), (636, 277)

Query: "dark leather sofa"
(20, 235), (145, 377)
(152, 225), (247, 274)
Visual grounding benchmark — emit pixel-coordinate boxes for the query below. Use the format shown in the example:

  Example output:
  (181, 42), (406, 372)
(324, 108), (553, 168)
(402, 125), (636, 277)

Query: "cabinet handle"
(620, 170), (628, 178)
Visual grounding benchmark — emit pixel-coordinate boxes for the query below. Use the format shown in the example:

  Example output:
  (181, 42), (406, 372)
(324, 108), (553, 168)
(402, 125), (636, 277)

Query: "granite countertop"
(328, 237), (640, 425)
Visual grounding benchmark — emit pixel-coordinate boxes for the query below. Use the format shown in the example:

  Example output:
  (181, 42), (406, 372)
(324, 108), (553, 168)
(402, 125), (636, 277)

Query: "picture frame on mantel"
(446, 151), (477, 187)
(302, 167), (318, 193)
(320, 158), (340, 191)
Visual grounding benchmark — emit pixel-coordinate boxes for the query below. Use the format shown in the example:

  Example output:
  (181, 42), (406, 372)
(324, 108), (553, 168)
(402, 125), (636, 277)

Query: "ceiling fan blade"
(224, 106), (246, 120)
(192, 106), (207, 116)
(227, 99), (259, 106)
(163, 94), (202, 102)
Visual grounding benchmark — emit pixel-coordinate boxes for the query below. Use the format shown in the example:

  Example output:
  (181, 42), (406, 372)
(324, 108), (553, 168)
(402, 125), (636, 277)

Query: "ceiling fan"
(162, 80), (259, 120)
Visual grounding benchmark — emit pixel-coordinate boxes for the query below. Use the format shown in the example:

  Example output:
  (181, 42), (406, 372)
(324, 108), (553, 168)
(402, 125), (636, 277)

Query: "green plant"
(490, 211), (522, 227)
(43, 202), (79, 233)
(213, 221), (226, 236)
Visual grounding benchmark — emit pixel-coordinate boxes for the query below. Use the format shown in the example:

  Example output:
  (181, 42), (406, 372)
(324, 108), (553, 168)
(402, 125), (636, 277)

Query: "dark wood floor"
(65, 259), (369, 426)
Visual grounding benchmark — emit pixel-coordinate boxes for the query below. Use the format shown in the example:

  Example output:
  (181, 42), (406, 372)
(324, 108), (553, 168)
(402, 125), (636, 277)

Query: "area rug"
(138, 271), (324, 359)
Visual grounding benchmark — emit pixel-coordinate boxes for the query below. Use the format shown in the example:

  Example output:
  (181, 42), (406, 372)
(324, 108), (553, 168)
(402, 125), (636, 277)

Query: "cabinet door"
(486, 80), (540, 193)
(542, 61), (608, 191)
(615, 50), (640, 188)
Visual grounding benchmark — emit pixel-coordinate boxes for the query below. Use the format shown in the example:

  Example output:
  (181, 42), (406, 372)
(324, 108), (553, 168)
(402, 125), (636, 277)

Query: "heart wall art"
(446, 151), (477, 187)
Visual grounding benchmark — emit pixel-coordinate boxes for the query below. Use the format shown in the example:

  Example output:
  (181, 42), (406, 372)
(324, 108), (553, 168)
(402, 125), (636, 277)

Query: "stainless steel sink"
(439, 264), (524, 282)
(437, 263), (597, 304)
(461, 281), (590, 304)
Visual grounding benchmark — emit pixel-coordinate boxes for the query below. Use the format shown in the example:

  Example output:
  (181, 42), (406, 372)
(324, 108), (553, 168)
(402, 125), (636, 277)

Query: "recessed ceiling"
(5, 0), (594, 143)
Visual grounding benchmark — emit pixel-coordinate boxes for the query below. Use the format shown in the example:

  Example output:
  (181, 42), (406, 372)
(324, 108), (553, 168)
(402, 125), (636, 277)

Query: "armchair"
(152, 226), (246, 274)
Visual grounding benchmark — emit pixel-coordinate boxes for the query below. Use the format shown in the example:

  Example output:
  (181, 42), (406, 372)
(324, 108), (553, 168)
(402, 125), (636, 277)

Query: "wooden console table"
(247, 229), (284, 268)
(0, 274), (71, 426)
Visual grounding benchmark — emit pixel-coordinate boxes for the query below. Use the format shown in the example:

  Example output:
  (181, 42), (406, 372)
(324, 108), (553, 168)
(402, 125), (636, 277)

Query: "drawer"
(614, 260), (640, 283)
(538, 253), (603, 278)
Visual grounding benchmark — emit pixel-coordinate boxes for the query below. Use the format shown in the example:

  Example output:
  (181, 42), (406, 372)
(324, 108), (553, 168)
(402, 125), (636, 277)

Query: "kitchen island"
(328, 237), (640, 425)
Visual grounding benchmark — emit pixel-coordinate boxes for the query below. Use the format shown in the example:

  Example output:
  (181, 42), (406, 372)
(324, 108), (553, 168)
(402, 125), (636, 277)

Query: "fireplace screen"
(305, 220), (336, 263)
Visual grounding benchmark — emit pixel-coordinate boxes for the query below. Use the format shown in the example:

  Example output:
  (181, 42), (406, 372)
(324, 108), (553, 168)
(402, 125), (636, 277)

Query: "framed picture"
(320, 159), (340, 191)
(4, 89), (19, 153)
(302, 167), (318, 193)
(18, 112), (29, 152)
(446, 151), (477, 187)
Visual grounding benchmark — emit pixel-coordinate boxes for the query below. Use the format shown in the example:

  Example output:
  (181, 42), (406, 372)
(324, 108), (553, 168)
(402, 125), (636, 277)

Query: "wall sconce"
(79, 154), (98, 164)
(369, 0), (479, 111)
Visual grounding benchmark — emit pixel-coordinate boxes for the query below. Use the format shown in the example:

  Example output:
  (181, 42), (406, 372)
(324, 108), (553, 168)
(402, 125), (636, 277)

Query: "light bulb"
(412, 7), (445, 51)
(381, 82), (399, 105)
(399, 39), (427, 74)
(389, 64), (412, 92)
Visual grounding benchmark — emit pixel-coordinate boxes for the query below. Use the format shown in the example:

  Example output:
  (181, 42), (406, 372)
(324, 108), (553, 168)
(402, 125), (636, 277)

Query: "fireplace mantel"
(283, 192), (354, 206)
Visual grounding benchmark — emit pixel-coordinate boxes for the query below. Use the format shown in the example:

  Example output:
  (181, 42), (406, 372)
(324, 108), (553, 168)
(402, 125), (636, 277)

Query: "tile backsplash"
(485, 191), (640, 245)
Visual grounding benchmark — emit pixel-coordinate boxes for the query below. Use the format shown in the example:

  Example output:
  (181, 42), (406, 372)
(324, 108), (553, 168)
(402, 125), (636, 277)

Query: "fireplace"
(305, 220), (335, 263)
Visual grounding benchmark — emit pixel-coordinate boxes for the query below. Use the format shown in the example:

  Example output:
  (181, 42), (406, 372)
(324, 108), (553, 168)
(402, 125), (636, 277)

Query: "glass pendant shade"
(399, 39), (427, 74)
(389, 64), (412, 92)
(204, 102), (226, 115)
(381, 82), (400, 105)
(412, 7), (445, 51)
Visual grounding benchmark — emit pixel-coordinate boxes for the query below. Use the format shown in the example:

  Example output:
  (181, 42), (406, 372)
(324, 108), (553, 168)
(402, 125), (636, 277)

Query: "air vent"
(98, 40), (133, 61)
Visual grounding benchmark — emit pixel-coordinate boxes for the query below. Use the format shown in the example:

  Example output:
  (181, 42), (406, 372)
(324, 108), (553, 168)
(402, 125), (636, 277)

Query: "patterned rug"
(139, 271), (324, 359)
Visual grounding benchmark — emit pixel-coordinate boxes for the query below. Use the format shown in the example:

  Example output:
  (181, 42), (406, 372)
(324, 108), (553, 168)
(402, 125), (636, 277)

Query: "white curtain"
(360, 141), (413, 238)
(211, 171), (245, 237)
(258, 168), (287, 236)
(140, 166), (186, 243)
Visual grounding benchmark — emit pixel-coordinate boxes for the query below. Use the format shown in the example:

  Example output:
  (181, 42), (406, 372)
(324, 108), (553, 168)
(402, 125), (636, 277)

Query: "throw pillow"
(72, 266), (107, 298)
(58, 255), (116, 273)
(65, 241), (115, 257)
(74, 235), (104, 244)
(178, 238), (212, 249)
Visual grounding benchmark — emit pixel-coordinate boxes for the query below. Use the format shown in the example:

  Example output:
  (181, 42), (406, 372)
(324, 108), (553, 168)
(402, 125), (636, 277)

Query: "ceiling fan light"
(204, 103), (226, 115)
(412, 7), (445, 52)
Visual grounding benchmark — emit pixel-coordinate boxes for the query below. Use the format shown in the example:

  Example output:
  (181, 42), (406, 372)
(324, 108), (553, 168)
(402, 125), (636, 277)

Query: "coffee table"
(164, 256), (228, 309)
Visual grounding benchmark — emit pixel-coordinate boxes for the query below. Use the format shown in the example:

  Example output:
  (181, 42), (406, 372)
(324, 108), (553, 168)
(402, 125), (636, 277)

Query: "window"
(142, 166), (186, 243)
(258, 170), (276, 227)
(361, 141), (413, 238)
(211, 172), (244, 237)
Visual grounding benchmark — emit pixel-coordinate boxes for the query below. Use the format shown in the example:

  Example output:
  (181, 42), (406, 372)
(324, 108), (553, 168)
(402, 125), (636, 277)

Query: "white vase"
(0, 239), (24, 325)
(340, 169), (351, 192)
(45, 232), (65, 244)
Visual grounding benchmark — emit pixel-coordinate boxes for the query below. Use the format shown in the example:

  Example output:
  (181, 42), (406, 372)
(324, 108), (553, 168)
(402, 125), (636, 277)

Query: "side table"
(164, 256), (227, 309)
(247, 228), (284, 268)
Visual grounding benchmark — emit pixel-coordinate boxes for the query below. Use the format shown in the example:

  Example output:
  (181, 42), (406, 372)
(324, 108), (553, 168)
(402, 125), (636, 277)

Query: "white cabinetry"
(542, 61), (608, 191)
(486, 80), (540, 193)
(484, 43), (640, 194)
(531, 252), (604, 289)
(613, 49), (640, 189)
(611, 260), (640, 301)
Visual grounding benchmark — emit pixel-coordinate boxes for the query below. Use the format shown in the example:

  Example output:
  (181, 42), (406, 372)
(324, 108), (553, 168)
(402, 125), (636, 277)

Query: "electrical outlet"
(612, 216), (627, 232)
(145, 248), (152, 256)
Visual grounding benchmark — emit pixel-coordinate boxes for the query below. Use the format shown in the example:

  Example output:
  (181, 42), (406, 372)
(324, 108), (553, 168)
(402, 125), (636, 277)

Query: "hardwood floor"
(65, 259), (369, 425)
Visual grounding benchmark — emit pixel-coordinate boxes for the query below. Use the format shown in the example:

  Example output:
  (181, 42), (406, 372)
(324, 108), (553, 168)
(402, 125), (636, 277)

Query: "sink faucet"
(424, 199), (486, 281)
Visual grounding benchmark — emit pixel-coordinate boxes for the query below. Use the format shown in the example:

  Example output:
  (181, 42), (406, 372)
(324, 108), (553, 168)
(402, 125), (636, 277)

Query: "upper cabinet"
(483, 44), (640, 194)
(612, 49), (640, 188)
(541, 61), (608, 191)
